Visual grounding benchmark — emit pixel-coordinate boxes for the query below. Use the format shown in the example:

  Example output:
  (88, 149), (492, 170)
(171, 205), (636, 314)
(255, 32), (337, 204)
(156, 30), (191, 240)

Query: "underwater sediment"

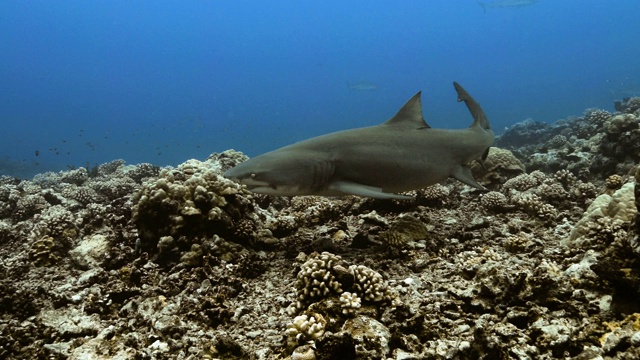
(1, 97), (640, 359)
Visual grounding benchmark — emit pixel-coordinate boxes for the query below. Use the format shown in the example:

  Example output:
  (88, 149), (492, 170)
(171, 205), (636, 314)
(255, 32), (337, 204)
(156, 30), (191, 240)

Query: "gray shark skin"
(224, 82), (494, 200)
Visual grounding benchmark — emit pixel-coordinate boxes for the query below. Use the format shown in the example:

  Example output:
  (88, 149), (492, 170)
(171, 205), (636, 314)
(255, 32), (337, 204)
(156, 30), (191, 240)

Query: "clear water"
(1, 0), (639, 178)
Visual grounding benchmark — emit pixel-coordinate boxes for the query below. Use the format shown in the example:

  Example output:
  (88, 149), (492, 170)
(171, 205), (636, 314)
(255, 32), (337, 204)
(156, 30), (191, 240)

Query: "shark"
(609, 87), (640, 98)
(347, 81), (378, 91)
(478, 0), (538, 12)
(224, 82), (494, 200)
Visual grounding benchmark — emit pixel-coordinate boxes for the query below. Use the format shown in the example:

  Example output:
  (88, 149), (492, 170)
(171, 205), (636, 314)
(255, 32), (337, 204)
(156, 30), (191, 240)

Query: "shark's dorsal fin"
(383, 91), (430, 128)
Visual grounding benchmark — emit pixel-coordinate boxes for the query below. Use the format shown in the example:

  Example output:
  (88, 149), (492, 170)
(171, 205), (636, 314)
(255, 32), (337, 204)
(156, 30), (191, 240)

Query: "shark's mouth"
(235, 177), (305, 196)
(229, 177), (271, 192)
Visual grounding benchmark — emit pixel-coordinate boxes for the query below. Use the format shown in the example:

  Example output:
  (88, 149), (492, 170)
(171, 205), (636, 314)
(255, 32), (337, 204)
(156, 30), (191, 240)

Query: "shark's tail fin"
(453, 82), (491, 130)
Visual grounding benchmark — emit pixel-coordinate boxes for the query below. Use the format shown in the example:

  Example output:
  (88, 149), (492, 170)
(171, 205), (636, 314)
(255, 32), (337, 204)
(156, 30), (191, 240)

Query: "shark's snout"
(222, 167), (239, 180)
(223, 159), (254, 181)
(223, 163), (272, 190)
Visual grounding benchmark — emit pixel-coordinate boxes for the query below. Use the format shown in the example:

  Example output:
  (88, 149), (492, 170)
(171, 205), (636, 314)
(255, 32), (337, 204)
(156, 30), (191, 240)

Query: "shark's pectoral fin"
(473, 147), (491, 170)
(452, 165), (487, 191)
(481, 147), (490, 161)
(329, 181), (413, 200)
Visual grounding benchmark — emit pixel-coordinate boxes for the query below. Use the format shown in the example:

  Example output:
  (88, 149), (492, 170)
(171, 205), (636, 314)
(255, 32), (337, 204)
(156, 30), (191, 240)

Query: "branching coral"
(285, 313), (326, 346)
(289, 252), (396, 316)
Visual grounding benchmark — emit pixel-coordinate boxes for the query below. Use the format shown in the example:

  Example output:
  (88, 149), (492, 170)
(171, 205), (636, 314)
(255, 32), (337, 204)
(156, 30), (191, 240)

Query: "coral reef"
(288, 252), (395, 315)
(471, 147), (526, 188)
(130, 152), (257, 254)
(285, 313), (326, 349)
(1, 99), (640, 359)
(497, 100), (640, 179)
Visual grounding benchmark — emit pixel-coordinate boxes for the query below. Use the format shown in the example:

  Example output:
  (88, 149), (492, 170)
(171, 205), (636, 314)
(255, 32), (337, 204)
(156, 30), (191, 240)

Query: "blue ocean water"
(1, 0), (639, 178)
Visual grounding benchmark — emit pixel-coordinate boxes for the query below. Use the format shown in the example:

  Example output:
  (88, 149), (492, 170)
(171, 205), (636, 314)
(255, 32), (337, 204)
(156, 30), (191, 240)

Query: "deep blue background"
(1, 0), (639, 178)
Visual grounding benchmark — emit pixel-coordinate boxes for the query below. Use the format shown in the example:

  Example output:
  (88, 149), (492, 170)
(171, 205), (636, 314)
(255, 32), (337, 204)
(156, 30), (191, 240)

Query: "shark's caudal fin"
(383, 92), (431, 129)
(453, 82), (491, 130)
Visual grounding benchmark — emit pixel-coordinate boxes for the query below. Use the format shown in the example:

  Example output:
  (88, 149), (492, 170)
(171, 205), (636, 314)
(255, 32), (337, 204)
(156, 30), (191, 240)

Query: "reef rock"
(2, 101), (640, 359)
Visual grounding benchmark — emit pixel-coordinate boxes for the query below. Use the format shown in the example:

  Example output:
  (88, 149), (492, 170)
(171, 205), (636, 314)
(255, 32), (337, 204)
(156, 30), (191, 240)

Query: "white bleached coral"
(289, 252), (397, 316)
(285, 313), (326, 348)
(350, 264), (395, 303)
(292, 252), (344, 311)
(339, 292), (362, 315)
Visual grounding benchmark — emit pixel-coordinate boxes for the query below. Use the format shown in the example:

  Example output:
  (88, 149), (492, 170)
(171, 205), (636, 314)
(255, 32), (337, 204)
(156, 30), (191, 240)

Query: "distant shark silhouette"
(478, 0), (538, 12)
(347, 81), (378, 91)
(224, 82), (494, 200)
(609, 87), (640, 98)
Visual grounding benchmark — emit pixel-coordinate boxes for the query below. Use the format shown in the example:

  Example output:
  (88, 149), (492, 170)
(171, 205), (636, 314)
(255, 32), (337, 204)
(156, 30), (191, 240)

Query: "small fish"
(347, 81), (378, 91)
(224, 82), (494, 200)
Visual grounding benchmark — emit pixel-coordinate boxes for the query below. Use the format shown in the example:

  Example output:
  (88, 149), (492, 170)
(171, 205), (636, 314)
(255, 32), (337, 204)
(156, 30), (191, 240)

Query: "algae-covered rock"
(342, 315), (391, 357)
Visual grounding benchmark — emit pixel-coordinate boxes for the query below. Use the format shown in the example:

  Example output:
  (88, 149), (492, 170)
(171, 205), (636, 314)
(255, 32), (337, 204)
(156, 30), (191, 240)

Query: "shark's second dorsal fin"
(383, 92), (430, 128)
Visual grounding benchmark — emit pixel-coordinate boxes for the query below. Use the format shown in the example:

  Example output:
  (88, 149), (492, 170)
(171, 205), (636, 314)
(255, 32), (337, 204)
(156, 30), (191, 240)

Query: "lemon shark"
(224, 82), (494, 200)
